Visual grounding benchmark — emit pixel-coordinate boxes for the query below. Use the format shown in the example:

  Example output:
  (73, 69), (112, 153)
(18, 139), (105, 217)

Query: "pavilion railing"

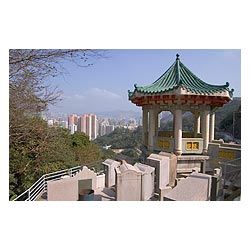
(157, 131), (202, 138)
(218, 158), (241, 200)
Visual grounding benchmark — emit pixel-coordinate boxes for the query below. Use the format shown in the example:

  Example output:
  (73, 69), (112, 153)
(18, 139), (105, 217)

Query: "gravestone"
(47, 166), (97, 201)
(115, 160), (142, 201)
(47, 177), (78, 201)
(134, 163), (155, 201)
(164, 172), (212, 201)
(102, 159), (120, 188)
(159, 152), (177, 187)
(147, 152), (177, 194)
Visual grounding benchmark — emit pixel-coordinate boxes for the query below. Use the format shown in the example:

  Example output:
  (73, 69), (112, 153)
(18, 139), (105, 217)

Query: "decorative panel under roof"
(128, 54), (234, 98)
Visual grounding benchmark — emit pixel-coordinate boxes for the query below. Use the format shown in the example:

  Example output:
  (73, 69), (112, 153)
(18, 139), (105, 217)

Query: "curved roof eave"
(128, 54), (233, 99)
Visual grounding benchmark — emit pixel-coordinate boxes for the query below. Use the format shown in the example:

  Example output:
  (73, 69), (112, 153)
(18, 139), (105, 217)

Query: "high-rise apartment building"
(98, 119), (114, 137)
(86, 114), (92, 140)
(77, 116), (81, 132)
(60, 121), (68, 129)
(84, 114), (97, 140)
(69, 124), (77, 134)
(79, 114), (87, 134)
(68, 113), (97, 140)
(99, 124), (106, 137)
(68, 114), (78, 127)
(90, 114), (97, 140)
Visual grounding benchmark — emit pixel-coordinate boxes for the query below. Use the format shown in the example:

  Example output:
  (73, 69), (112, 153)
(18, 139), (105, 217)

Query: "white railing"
(221, 158), (241, 186)
(13, 161), (103, 201)
(221, 157), (241, 175)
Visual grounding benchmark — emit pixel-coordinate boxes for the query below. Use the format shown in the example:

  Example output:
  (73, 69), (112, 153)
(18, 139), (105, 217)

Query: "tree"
(9, 49), (105, 199)
(94, 126), (142, 149)
(9, 49), (102, 141)
(69, 132), (115, 167)
(9, 118), (78, 198)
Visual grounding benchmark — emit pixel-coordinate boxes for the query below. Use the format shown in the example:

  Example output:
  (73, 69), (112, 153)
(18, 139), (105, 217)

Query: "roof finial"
(176, 54), (180, 60)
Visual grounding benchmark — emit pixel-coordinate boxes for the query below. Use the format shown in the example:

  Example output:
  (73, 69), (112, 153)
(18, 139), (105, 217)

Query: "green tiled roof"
(129, 54), (234, 98)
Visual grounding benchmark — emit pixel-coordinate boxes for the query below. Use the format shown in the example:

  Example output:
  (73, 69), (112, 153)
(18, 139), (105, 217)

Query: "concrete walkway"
(94, 187), (116, 201)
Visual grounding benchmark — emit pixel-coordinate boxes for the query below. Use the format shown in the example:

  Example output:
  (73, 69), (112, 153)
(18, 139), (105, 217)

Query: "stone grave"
(134, 162), (155, 201)
(47, 166), (98, 201)
(147, 152), (177, 195)
(102, 159), (120, 188)
(164, 172), (212, 201)
(115, 160), (142, 201)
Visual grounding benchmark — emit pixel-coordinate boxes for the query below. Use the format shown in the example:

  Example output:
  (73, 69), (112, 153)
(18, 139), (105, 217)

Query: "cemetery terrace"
(13, 54), (241, 201)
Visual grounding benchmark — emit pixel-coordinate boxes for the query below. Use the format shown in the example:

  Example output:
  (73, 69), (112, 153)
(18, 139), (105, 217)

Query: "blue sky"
(49, 49), (241, 114)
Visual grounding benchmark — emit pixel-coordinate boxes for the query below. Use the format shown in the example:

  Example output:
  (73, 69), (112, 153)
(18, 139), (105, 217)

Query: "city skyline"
(47, 111), (141, 139)
(68, 113), (98, 140)
(48, 49), (241, 114)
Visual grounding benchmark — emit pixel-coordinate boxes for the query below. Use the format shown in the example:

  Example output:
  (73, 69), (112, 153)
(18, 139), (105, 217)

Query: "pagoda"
(128, 54), (234, 156)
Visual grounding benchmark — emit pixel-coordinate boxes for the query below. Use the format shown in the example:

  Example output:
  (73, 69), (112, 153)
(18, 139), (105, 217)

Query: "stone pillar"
(172, 111), (175, 137)
(210, 168), (222, 201)
(155, 111), (159, 134)
(148, 109), (156, 151)
(209, 112), (215, 142)
(142, 107), (148, 145)
(202, 110), (210, 154)
(174, 109), (182, 156)
(194, 112), (201, 137)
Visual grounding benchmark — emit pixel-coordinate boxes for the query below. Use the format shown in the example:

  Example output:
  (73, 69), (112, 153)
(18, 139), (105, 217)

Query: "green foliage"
(94, 126), (142, 149)
(122, 148), (139, 158)
(70, 132), (90, 148)
(69, 132), (111, 165)
(9, 49), (106, 200)
(9, 119), (110, 199)
(94, 127), (143, 166)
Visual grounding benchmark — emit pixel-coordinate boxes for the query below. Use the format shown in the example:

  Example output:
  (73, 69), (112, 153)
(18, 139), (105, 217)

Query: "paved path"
(94, 187), (116, 201)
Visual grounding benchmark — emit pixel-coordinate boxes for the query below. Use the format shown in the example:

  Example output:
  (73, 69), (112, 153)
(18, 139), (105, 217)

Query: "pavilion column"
(174, 109), (182, 156)
(202, 110), (210, 154)
(209, 112), (215, 142)
(194, 112), (201, 137)
(148, 109), (156, 151)
(172, 111), (175, 137)
(142, 107), (149, 145)
(155, 110), (159, 134)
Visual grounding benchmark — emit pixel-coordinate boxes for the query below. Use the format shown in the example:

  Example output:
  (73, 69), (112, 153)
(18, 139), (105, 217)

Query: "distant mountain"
(215, 97), (241, 127)
(96, 110), (141, 119)
(216, 97), (241, 140)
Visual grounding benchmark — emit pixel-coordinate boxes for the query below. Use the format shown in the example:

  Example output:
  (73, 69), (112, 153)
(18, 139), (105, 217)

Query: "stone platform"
(164, 172), (212, 201)
(177, 155), (209, 174)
